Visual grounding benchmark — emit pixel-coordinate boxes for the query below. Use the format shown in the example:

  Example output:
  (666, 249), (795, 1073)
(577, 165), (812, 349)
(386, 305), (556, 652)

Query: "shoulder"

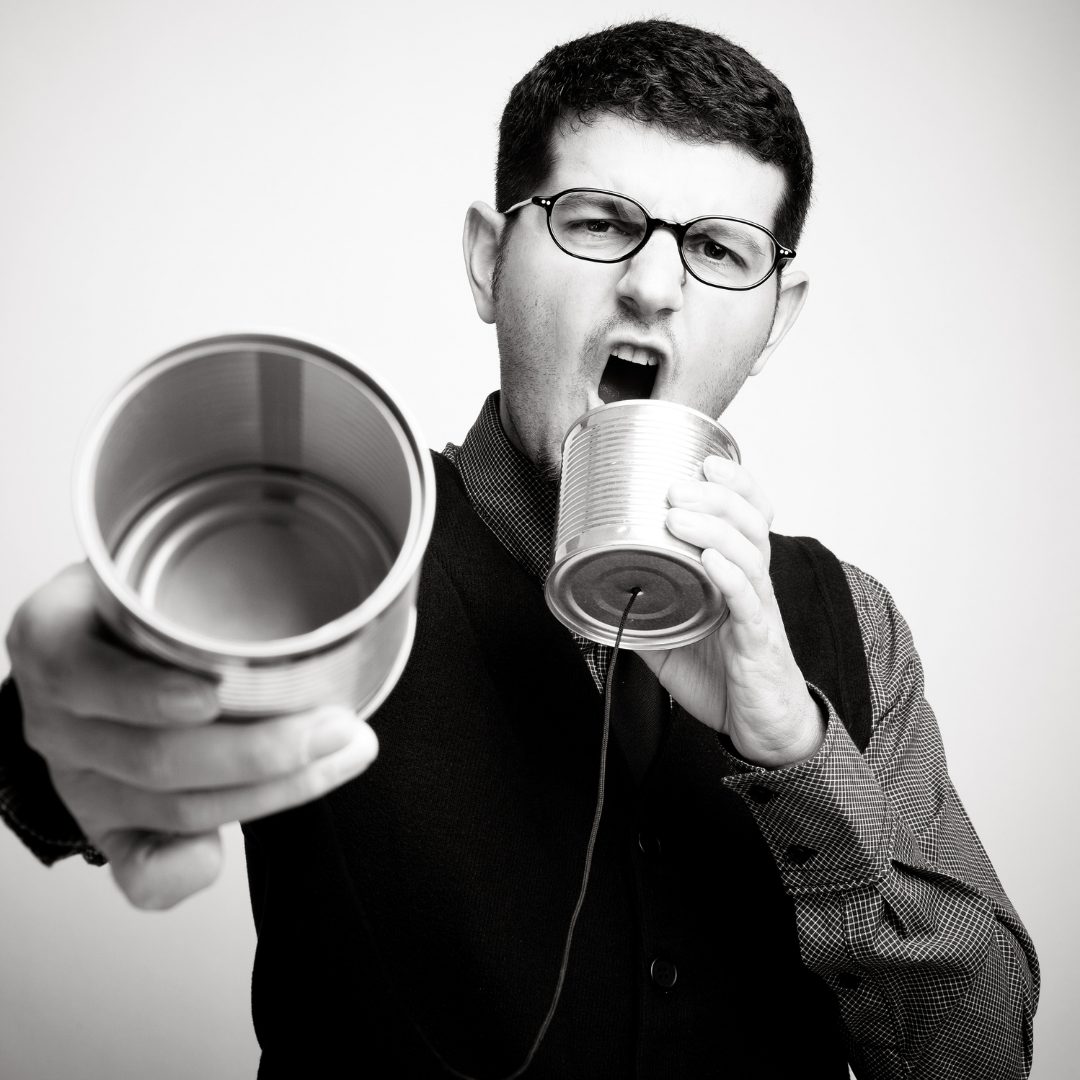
(839, 561), (926, 729)
(839, 562), (919, 666)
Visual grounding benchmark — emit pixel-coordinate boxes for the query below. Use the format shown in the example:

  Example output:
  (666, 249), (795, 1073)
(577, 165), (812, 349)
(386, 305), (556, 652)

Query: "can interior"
(91, 345), (413, 645)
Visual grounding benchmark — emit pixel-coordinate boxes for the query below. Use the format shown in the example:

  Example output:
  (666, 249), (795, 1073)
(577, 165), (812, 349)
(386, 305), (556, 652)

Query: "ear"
(462, 201), (505, 325)
(749, 270), (809, 376)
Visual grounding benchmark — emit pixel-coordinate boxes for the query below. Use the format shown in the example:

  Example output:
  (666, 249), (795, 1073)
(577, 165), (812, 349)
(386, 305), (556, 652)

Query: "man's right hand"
(5, 563), (379, 910)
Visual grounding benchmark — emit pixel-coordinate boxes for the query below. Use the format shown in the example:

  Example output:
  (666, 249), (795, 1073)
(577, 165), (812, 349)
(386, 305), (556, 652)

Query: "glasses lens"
(682, 219), (777, 288)
(548, 191), (648, 261)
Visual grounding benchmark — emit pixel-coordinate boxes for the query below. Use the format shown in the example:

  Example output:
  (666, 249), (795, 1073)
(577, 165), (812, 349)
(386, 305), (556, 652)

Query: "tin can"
(545, 399), (740, 650)
(75, 333), (435, 719)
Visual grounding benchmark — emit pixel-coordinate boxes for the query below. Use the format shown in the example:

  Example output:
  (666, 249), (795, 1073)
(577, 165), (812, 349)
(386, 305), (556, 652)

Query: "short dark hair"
(496, 19), (813, 249)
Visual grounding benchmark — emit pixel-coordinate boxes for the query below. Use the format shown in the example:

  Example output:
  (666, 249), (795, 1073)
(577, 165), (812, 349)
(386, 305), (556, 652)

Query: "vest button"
(650, 958), (678, 990)
(637, 831), (662, 858)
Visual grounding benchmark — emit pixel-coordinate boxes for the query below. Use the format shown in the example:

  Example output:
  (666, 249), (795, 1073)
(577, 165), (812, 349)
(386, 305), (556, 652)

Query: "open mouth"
(597, 347), (659, 404)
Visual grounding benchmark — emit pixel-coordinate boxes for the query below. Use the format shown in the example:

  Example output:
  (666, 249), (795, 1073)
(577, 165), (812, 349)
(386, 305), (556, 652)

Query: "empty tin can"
(75, 333), (435, 719)
(545, 399), (740, 650)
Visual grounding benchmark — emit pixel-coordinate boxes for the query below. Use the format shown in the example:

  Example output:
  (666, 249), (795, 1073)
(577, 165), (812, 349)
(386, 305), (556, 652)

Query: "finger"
(699, 456), (774, 527)
(32, 705), (360, 790)
(700, 547), (769, 631)
(9, 563), (219, 726)
(666, 508), (774, 599)
(666, 479), (770, 550)
(97, 828), (224, 910)
(67, 722), (378, 834)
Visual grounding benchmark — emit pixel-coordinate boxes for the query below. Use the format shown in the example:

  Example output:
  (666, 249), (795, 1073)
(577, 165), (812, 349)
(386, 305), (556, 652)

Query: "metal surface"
(75, 333), (435, 718)
(545, 399), (740, 650)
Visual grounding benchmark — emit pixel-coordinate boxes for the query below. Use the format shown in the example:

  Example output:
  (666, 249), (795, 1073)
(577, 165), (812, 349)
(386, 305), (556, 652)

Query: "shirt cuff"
(0, 677), (106, 867)
(720, 684), (929, 895)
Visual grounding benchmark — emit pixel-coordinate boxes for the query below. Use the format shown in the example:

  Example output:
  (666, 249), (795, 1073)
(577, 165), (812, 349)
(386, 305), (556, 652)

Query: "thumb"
(97, 828), (224, 910)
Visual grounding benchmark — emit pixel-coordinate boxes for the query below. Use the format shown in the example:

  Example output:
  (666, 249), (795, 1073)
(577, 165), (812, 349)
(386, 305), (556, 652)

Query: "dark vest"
(244, 452), (871, 1079)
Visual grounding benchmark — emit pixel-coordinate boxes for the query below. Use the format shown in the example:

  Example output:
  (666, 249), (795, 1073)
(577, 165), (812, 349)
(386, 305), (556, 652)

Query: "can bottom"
(545, 543), (727, 650)
(113, 468), (396, 644)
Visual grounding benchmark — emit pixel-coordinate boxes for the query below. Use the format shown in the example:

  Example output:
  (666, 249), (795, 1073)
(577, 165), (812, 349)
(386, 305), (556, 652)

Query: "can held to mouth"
(545, 398), (740, 650)
(75, 333), (435, 719)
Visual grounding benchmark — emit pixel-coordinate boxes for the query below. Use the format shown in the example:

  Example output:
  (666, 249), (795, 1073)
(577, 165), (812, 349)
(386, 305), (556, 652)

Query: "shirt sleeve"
(0, 676), (106, 866)
(720, 564), (1038, 1080)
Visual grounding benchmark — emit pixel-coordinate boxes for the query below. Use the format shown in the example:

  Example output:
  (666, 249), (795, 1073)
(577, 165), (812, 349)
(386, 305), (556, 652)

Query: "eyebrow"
(695, 220), (768, 256)
(564, 192), (639, 219)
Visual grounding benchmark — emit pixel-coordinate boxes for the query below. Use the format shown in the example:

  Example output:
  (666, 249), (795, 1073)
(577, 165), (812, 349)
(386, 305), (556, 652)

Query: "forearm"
(797, 854), (1035, 1077)
(723, 701), (1037, 1079)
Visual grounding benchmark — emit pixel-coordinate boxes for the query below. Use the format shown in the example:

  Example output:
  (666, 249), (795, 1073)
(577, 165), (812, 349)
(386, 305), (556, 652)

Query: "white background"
(0, 0), (1076, 1076)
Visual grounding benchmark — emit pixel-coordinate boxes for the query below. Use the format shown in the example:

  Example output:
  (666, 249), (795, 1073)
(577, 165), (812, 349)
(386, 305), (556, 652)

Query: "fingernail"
(668, 481), (699, 503)
(307, 709), (356, 760)
(158, 680), (218, 722)
(704, 455), (735, 478)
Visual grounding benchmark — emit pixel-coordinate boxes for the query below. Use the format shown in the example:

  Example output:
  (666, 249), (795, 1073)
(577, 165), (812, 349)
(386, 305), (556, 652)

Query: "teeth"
(611, 344), (659, 367)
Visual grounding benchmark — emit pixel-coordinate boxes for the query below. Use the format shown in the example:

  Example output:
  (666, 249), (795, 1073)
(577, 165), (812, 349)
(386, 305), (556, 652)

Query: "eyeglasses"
(504, 188), (795, 291)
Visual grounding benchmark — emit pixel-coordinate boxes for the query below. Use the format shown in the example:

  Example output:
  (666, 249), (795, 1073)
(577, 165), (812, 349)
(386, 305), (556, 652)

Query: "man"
(0, 19), (1037, 1079)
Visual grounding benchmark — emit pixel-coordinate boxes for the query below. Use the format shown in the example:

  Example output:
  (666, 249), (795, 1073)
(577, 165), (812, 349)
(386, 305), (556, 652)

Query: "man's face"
(466, 113), (806, 478)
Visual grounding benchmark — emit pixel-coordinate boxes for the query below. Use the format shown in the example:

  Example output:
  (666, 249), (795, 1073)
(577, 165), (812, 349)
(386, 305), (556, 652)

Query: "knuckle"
(746, 519), (769, 548)
(4, 609), (28, 667)
(166, 796), (210, 834)
(59, 770), (145, 839)
(6, 573), (82, 672)
(133, 732), (176, 790)
(7, 606), (55, 691)
(748, 549), (767, 584)
(21, 709), (56, 756)
(35, 650), (71, 701)
(238, 725), (303, 779)
(703, 481), (728, 508)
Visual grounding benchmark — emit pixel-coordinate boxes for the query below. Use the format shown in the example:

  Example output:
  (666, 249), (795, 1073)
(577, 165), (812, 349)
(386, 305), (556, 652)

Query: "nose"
(615, 227), (686, 318)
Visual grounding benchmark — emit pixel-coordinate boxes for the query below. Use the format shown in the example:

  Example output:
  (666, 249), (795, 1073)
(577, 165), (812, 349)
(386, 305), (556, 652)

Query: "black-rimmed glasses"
(504, 187), (795, 291)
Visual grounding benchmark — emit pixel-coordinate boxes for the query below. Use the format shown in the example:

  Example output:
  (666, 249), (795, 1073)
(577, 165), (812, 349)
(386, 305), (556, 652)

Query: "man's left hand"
(637, 455), (825, 769)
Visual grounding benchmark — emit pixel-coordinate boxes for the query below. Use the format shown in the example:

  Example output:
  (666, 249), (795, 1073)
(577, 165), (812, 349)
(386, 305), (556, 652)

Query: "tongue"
(598, 356), (657, 403)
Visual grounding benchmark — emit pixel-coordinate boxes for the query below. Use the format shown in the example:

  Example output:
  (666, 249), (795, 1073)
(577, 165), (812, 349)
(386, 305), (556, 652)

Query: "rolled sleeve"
(721, 689), (930, 894)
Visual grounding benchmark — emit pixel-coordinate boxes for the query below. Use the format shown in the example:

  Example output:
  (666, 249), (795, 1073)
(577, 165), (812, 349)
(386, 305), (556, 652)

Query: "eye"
(687, 235), (750, 271)
(549, 194), (647, 257)
(702, 241), (733, 262)
(572, 217), (631, 236)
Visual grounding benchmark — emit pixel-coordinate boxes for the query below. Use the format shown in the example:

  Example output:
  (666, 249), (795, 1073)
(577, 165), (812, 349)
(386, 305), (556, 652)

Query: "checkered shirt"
(444, 392), (1039, 1080)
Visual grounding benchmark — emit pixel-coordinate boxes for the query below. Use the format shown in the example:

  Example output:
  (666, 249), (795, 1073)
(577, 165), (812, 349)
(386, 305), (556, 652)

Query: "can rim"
(74, 332), (436, 663)
(557, 397), (741, 464)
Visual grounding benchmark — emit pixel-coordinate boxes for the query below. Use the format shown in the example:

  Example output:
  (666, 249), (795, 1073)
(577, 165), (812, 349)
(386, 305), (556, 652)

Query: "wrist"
(736, 688), (827, 769)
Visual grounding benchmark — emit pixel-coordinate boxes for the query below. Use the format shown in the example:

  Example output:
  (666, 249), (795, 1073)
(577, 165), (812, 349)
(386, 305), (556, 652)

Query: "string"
(420, 587), (641, 1079)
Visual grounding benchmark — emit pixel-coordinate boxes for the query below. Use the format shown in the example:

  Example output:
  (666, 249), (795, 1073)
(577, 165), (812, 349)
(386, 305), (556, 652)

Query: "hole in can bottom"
(546, 545), (727, 648)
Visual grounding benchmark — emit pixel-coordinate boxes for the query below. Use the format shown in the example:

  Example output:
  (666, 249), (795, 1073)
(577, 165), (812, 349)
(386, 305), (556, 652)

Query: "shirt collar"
(443, 391), (558, 584)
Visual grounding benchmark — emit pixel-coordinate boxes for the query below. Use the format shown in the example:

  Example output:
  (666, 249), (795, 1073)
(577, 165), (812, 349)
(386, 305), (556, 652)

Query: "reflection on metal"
(76, 333), (434, 718)
(546, 399), (740, 650)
